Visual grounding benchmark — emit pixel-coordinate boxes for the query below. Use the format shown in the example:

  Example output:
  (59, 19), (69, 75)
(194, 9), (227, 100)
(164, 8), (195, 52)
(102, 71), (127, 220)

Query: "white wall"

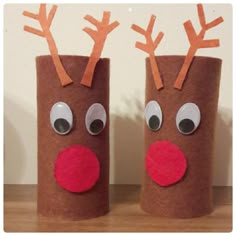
(4, 4), (232, 185)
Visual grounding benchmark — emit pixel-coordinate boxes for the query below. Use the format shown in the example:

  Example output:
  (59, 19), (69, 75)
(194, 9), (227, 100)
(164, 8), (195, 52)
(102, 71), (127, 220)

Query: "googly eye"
(145, 100), (162, 131)
(176, 103), (201, 135)
(50, 102), (73, 135)
(85, 103), (107, 135)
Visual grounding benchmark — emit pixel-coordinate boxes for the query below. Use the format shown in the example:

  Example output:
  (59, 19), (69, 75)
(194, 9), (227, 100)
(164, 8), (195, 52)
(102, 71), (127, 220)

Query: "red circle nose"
(146, 141), (187, 186)
(54, 145), (100, 193)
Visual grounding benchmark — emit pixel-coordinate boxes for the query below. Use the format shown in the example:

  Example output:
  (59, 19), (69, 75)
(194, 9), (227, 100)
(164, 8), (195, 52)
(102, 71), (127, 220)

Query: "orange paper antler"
(174, 4), (224, 90)
(80, 12), (119, 87)
(131, 15), (164, 90)
(23, 4), (73, 87)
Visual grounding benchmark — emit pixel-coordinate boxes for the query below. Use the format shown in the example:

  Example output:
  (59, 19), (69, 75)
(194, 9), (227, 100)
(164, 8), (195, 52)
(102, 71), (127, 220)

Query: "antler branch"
(48, 5), (58, 28)
(23, 11), (39, 20)
(23, 4), (73, 87)
(24, 26), (44, 37)
(131, 15), (164, 90)
(174, 4), (224, 90)
(80, 12), (120, 87)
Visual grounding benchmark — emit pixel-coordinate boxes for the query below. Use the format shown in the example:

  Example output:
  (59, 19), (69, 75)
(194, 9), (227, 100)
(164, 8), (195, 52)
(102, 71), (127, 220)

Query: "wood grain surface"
(4, 185), (232, 232)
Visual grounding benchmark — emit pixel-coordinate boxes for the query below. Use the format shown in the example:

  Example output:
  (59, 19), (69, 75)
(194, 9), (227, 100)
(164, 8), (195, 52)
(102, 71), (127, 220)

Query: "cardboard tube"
(36, 55), (109, 220)
(141, 56), (222, 218)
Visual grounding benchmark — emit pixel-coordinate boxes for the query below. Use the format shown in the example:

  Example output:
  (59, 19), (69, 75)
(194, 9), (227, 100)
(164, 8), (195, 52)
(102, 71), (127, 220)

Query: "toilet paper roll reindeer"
(132, 4), (223, 218)
(23, 4), (119, 219)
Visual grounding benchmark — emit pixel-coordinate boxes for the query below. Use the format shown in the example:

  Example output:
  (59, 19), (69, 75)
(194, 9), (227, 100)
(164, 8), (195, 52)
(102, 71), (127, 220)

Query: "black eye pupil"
(54, 118), (70, 134)
(179, 119), (195, 134)
(149, 115), (160, 131)
(90, 119), (104, 134)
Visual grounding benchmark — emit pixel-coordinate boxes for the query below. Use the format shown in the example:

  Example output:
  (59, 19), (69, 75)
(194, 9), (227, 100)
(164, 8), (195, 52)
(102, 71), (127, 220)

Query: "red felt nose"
(146, 141), (187, 187)
(54, 145), (100, 193)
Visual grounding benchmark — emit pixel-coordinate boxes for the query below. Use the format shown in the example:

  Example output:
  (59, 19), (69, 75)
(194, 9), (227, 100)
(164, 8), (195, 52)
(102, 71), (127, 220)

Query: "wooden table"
(4, 185), (232, 232)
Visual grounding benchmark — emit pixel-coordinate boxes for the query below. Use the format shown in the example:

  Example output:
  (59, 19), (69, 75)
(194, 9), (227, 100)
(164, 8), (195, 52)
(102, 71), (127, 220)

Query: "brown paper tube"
(141, 56), (222, 218)
(36, 55), (109, 220)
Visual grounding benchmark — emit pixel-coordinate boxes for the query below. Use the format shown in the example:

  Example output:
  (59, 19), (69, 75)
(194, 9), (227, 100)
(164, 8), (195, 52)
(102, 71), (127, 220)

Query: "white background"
(4, 4), (232, 185)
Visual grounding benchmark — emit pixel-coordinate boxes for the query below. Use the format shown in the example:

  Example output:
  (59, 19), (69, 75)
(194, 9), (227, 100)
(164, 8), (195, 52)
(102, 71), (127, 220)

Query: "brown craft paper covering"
(141, 56), (222, 218)
(36, 56), (109, 220)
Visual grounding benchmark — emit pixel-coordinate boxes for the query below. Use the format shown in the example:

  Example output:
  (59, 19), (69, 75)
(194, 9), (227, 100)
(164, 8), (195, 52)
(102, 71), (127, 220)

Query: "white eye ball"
(50, 102), (73, 135)
(145, 100), (162, 131)
(176, 103), (201, 135)
(85, 103), (107, 135)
